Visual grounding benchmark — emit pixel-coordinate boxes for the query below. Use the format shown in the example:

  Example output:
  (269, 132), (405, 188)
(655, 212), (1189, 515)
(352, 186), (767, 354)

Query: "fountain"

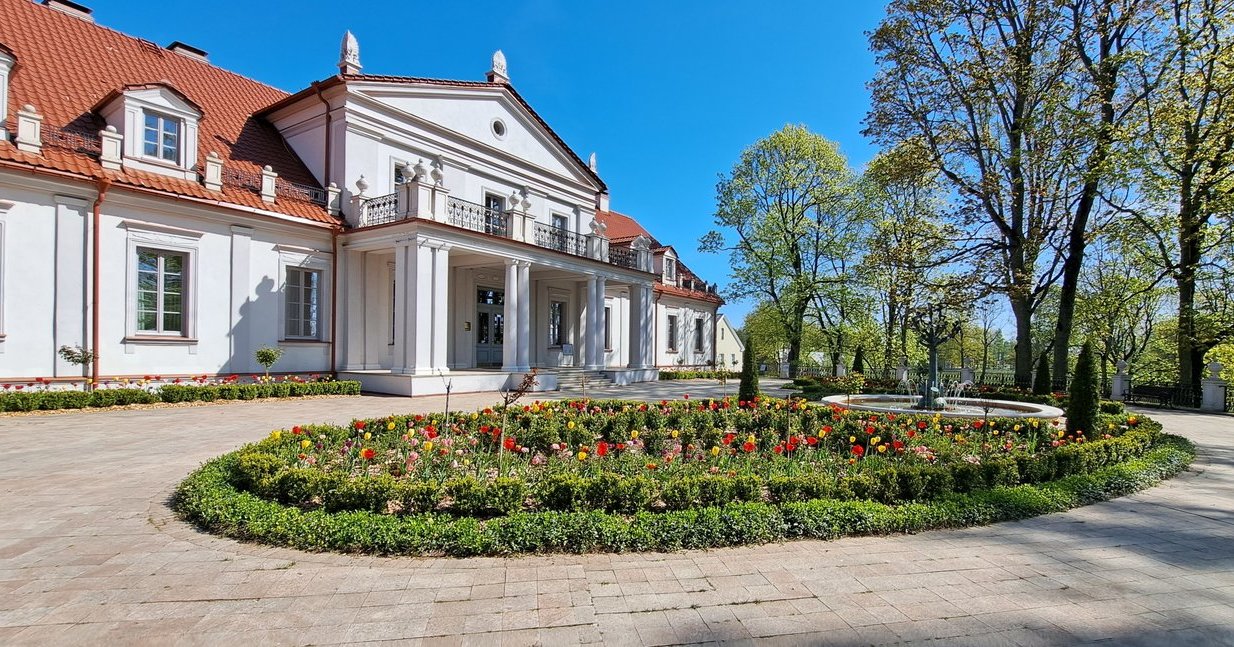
(821, 302), (1064, 420)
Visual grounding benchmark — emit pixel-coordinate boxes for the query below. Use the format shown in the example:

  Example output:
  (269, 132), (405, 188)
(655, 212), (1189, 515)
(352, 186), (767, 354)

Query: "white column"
(593, 276), (607, 369)
(629, 283), (653, 369)
(1201, 361), (1227, 412)
(343, 248), (366, 370)
(628, 283), (644, 369)
(411, 240), (434, 375)
(391, 243), (412, 374)
(503, 260), (520, 371)
(53, 195), (89, 377)
(585, 275), (599, 370)
(431, 244), (451, 373)
(228, 225), (253, 373)
(1110, 360), (1129, 401)
(517, 261), (532, 371)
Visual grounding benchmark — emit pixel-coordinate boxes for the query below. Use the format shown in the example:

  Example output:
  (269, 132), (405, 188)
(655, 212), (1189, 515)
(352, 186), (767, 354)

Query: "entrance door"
(476, 288), (504, 367)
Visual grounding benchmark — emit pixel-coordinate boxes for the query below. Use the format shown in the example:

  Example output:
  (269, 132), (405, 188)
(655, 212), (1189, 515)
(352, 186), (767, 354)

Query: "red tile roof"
(597, 210), (723, 305)
(0, 0), (335, 225)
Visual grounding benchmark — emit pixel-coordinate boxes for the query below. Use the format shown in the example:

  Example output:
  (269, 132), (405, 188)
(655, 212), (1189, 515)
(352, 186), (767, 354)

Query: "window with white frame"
(548, 301), (566, 347)
(136, 248), (186, 335)
(285, 267), (322, 339)
(142, 112), (181, 163)
(666, 314), (679, 352)
(694, 317), (704, 352)
(664, 257), (677, 283)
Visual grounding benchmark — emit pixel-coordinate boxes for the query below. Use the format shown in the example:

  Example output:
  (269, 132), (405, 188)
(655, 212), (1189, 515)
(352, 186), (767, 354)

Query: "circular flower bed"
(174, 397), (1192, 556)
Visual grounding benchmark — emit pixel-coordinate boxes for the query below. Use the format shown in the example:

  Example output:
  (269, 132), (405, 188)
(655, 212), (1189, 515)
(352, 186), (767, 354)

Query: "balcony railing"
(447, 197), (508, 237)
(608, 245), (640, 270)
(360, 192), (400, 226)
(533, 223), (587, 257)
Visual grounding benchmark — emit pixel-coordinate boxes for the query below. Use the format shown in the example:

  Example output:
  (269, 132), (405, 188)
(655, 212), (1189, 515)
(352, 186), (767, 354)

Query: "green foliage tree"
(701, 124), (865, 378)
(255, 346), (284, 378)
(1033, 353), (1053, 396)
(1066, 342), (1101, 435)
(867, 0), (1080, 388)
(738, 338), (758, 403)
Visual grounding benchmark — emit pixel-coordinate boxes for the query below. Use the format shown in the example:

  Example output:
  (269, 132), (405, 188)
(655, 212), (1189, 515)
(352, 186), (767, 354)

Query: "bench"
(1126, 384), (1176, 407)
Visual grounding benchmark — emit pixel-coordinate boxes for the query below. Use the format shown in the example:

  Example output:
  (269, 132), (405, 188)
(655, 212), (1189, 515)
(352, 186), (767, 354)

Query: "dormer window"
(664, 257), (678, 284)
(143, 112), (181, 163)
(93, 82), (202, 181)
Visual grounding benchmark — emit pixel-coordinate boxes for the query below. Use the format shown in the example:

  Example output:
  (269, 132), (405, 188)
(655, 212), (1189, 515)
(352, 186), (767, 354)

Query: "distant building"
(0, 0), (726, 394)
(715, 314), (744, 372)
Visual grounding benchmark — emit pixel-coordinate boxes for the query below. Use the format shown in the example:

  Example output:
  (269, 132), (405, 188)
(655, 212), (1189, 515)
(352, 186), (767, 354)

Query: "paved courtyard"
(2, 381), (1233, 645)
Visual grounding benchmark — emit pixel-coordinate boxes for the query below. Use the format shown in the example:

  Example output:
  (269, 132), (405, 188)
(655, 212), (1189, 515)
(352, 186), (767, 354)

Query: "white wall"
(654, 295), (717, 369)
(0, 170), (335, 381)
(715, 314), (744, 372)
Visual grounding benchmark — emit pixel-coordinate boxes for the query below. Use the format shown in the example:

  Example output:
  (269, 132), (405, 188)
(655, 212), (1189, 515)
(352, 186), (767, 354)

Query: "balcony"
(355, 189), (652, 272)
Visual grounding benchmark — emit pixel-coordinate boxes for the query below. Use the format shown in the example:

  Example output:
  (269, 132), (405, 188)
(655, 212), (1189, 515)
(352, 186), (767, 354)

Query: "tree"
(859, 143), (959, 373)
(1074, 243), (1166, 385)
(1066, 342), (1101, 435)
(738, 338), (759, 404)
(255, 346), (283, 378)
(1119, 0), (1234, 393)
(867, 0), (1079, 387)
(1050, 0), (1154, 388)
(701, 125), (865, 378)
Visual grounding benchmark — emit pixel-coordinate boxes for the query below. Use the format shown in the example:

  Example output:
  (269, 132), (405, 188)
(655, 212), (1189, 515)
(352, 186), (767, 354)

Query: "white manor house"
(0, 0), (725, 394)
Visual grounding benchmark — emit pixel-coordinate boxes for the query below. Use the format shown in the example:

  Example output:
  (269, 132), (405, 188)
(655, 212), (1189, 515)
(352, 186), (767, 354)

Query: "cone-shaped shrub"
(1067, 342), (1100, 436)
(1033, 353), (1052, 396)
(851, 346), (866, 375)
(738, 338), (758, 404)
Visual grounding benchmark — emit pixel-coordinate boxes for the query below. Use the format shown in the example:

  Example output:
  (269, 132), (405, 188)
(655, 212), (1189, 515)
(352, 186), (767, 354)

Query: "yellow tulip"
(631, 430), (640, 440)
(1013, 424), (1022, 432)
(849, 436), (857, 443)
(387, 422), (396, 431)
(423, 441), (434, 452)
(710, 446), (720, 456)
(300, 439), (311, 449)
(364, 432), (372, 440)
(878, 445), (887, 453)
(671, 430), (680, 439)
(567, 420), (576, 430)
(577, 451), (588, 461)
(271, 430), (282, 440)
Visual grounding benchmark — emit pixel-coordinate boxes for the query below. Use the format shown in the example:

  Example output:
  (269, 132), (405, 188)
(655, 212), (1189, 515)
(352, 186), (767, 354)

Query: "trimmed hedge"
(0, 380), (361, 412)
(659, 370), (740, 380)
(225, 418), (1165, 515)
(173, 434), (1194, 556)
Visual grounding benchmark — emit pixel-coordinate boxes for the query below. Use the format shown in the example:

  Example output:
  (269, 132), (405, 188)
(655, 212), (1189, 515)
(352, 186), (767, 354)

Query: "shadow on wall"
(226, 275), (276, 374)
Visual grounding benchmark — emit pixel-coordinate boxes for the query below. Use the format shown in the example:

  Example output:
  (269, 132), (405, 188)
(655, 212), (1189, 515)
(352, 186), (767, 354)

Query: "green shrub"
(738, 338), (758, 403)
(1033, 353), (1052, 396)
(1067, 343), (1101, 436)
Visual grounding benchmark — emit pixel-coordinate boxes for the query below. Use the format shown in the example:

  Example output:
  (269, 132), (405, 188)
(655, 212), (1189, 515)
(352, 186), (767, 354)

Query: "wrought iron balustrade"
(534, 223), (587, 257)
(43, 126), (102, 156)
(360, 192), (399, 226)
(608, 245), (640, 270)
(447, 197), (508, 237)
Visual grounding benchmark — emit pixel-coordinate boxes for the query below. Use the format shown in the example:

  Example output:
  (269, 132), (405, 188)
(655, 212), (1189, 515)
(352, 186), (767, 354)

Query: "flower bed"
(0, 379), (361, 412)
(173, 397), (1189, 556)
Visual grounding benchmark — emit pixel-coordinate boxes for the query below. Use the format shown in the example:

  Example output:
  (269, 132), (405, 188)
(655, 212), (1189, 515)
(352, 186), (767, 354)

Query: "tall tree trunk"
(1011, 295), (1035, 388)
(1177, 174), (1204, 395)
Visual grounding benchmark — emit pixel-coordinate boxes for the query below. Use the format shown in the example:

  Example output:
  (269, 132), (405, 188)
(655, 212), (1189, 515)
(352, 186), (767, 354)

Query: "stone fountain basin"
(820, 394), (1064, 419)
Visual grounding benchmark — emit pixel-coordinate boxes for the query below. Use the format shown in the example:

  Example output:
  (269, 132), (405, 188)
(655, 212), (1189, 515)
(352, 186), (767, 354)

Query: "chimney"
(167, 41), (208, 63)
(42, 0), (94, 22)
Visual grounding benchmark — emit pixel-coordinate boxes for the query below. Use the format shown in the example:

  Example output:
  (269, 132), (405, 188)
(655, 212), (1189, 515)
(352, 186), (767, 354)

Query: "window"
(548, 301), (566, 346)
(666, 314), (678, 352)
(720, 327), (725, 341)
(664, 257), (677, 284)
(142, 112), (180, 163)
(285, 267), (321, 339)
(604, 306), (612, 350)
(483, 193), (506, 236)
(136, 249), (185, 335)
(548, 214), (571, 252)
(694, 317), (704, 352)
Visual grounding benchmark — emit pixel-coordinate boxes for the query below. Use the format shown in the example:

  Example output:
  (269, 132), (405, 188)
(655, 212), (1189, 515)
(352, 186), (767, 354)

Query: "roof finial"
(339, 30), (361, 75)
(486, 50), (509, 84)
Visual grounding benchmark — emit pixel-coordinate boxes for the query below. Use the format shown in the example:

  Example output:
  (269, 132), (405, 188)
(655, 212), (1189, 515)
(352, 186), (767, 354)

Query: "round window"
(491, 119), (507, 139)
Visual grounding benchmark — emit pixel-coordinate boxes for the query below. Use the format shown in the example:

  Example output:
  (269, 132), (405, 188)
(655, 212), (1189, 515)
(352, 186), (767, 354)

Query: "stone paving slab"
(1, 382), (1233, 645)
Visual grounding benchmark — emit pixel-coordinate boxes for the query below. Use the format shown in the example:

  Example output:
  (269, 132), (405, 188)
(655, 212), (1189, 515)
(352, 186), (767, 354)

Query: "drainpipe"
(330, 226), (339, 374)
(90, 177), (112, 388)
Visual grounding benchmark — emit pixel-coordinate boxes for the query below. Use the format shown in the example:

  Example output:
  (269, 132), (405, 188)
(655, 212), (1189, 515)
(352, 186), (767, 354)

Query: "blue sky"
(89, 0), (887, 325)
